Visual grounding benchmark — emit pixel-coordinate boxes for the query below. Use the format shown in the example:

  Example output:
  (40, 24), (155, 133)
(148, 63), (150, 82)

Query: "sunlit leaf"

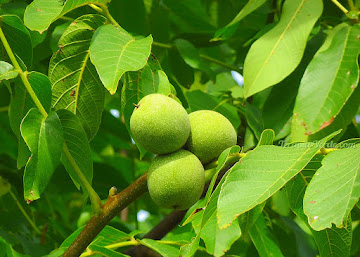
(90, 24), (152, 94)
(294, 23), (360, 134)
(286, 155), (352, 257)
(24, 0), (110, 33)
(304, 147), (360, 230)
(217, 131), (338, 228)
(0, 61), (17, 81)
(243, 0), (323, 97)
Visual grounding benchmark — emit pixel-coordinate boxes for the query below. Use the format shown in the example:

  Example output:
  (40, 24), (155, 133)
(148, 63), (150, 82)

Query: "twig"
(347, 0), (355, 11)
(62, 173), (148, 257)
(10, 190), (42, 235)
(331, 0), (349, 14)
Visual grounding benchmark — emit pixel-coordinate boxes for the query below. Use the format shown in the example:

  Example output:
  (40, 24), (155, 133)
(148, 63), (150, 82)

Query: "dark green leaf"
(57, 109), (93, 190)
(249, 213), (285, 257)
(21, 109), (63, 201)
(186, 90), (240, 129)
(0, 15), (32, 68)
(9, 72), (52, 169)
(214, 0), (268, 41)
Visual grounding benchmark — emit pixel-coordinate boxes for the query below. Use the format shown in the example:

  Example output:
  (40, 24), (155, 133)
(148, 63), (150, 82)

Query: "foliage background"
(0, 0), (360, 256)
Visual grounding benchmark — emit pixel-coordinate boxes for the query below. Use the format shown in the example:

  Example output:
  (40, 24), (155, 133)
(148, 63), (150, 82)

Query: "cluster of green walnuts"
(130, 94), (237, 210)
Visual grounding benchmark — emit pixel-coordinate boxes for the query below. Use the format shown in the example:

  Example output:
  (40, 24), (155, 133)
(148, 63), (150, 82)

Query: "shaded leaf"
(294, 23), (360, 134)
(0, 176), (10, 197)
(0, 15), (32, 68)
(89, 24), (153, 94)
(243, 0), (323, 97)
(214, 0), (268, 41)
(217, 131), (338, 228)
(20, 109), (63, 201)
(0, 61), (17, 81)
(186, 90), (240, 129)
(49, 14), (107, 140)
(249, 213), (285, 257)
(24, 0), (110, 33)
(181, 146), (241, 257)
(9, 72), (52, 169)
(174, 39), (214, 80)
(57, 109), (93, 190)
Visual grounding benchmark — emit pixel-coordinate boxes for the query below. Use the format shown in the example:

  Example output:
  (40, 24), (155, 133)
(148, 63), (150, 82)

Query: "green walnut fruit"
(130, 94), (190, 154)
(186, 110), (237, 164)
(147, 150), (205, 210)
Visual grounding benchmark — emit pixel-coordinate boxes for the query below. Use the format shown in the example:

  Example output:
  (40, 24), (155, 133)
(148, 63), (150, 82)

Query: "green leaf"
(293, 23), (360, 134)
(24, 0), (110, 33)
(286, 155), (352, 257)
(243, 0), (323, 98)
(180, 146), (241, 257)
(249, 213), (285, 257)
(0, 176), (10, 197)
(121, 56), (175, 157)
(89, 24), (153, 94)
(49, 14), (107, 140)
(0, 112), (17, 160)
(0, 61), (17, 81)
(9, 72), (52, 169)
(213, 0), (268, 41)
(201, 213), (241, 257)
(186, 90), (240, 129)
(303, 147), (360, 231)
(61, 225), (130, 248)
(174, 39), (214, 81)
(217, 131), (338, 229)
(20, 109), (63, 201)
(57, 109), (93, 190)
(141, 239), (179, 257)
(0, 15), (32, 68)
(256, 129), (275, 147)
(308, 84), (360, 142)
(168, 48), (194, 89)
(87, 245), (129, 256)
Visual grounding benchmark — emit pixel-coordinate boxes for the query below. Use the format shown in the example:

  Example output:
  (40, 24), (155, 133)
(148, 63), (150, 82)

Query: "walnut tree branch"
(63, 173), (148, 257)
